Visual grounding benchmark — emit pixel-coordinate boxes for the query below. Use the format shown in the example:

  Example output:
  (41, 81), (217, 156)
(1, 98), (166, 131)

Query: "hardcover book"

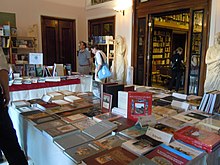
(36, 102), (61, 111)
(43, 124), (78, 140)
(111, 117), (136, 132)
(64, 95), (83, 103)
(17, 106), (39, 113)
(11, 100), (31, 108)
(64, 141), (106, 164)
(152, 106), (177, 117)
(47, 91), (64, 100)
(119, 125), (148, 139)
(169, 140), (205, 159)
(82, 146), (138, 165)
(54, 131), (93, 150)
(118, 91), (152, 122)
(158, 117), (191, 130)
(62, 113), (88, 123)
(153, 123), (176, 135)
(94, 135), (126, 150)
(72, 118), (97, 130)
(82, 120), (117, 139)
(198, 118), (220, 131)
(51, 99), (70, 106)
(128, 156), (157, 165)
(146, 144), (192, 165)
(29, 114), (60, 125)
(59, 90), (75, 96)
(174, 126), (220, 153)
(122, 134), (162, 156)
(35, 119), (66, 131)
(93, 112), (122, 122)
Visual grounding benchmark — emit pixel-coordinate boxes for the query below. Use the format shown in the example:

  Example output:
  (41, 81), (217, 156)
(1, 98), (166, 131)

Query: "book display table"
(9, 75), (93, 101)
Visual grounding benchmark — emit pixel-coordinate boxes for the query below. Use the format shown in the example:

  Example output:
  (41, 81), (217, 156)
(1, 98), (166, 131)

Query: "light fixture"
(113, 0), (132, 16)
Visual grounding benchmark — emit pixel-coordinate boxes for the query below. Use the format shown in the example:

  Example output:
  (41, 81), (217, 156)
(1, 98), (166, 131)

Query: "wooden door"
(41, 17), (59, 66)
(41, 16), (76, 70)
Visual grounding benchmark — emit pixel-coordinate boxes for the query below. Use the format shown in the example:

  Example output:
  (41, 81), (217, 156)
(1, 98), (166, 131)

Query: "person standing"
(91, 44), (107, 82)
(77, 41), (91, 75)
(168, 47), (184, 92)
(0, 47), (28, 165)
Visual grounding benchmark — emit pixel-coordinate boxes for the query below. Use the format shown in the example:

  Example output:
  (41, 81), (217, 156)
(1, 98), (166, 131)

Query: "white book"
(52, 99), (70, 106)
(112, 107), (127, 118)
(172, 92), (187, 100)
(171, 113), (201, 124)
(118, 91), (128, 112)
(64, 95), (83, 103)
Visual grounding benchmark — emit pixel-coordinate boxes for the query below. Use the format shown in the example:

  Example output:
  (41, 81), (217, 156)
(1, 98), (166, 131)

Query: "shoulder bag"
(97, 52), (111, 80)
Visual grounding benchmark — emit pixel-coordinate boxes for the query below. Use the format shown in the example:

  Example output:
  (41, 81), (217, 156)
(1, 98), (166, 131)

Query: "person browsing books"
(77, 41), (91, 75)
(168, 47), (184, 92)
(0, 47), (28, 164)
(91, 44), (107, 82)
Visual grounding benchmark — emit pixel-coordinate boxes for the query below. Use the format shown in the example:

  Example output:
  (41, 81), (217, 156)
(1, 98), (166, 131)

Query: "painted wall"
(0, 0), (87, 51)
(209, 0), (220, 46)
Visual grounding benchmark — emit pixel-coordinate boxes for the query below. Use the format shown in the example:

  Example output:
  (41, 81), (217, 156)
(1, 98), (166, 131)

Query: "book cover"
(169, 140), (205, 159)
(127, 91), (153, 122)
(198, 118), (220, 130)
(62, 114), (88, 123)
(11, 100), (31, 108)
(47, 91), (64, 100)
(72, 118), (97, 130)
(122, 134), (162, 156)
(101, 93), (112, 113)
(83, 120), (117, 139)
(51, 99), (70, 106)
(28, 98), (45, 105)
(64, 141), (106, 164)
(111, 117), (136, 132)
(119, 125), (148, 139)
(94, 135), (126, 150)
(146, 144), (192, 165)
(93, 112), (122, 122)
(82, 146), (138, 165)
(17, 106), (38, 113)
(36, 102), (61, 111)
(30, 114), (60, 125)
(64, 95), (83, 103)
(35, 119), (66, 131)
(128, 156), (157, 165)
(26, 112), (50, 120)
(171, 113), (201, 124)
(152, 106), (177, 117)
(174, 126), (220, 153)
(43, 124), (78, 140)
(158, 117), (191, 130)
(59, 90), (75, 96)
(153, 123), (176, 135)
(54, 131), (93, 150)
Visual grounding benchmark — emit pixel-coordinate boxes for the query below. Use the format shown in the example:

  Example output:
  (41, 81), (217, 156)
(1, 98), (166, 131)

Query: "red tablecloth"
(9, 79), (81, 92)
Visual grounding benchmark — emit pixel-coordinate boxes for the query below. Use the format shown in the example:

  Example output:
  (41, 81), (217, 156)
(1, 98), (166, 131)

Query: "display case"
(188, 10), (204, 95)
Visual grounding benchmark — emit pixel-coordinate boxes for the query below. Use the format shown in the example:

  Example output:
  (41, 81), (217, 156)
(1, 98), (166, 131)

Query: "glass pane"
(92, 24), (101, 36)
(136, 18), (146, 85)
(188, 10), (204, 95)
(103, 23), (113, 36)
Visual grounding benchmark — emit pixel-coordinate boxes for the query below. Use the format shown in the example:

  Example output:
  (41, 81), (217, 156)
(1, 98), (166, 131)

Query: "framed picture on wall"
(102, 93), (112, 113)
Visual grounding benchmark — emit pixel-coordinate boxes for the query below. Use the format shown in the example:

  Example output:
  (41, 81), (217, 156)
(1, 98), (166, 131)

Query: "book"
(128, 156), (157, 165)
(82, 120), (117, 139)
(171, 112), (202, 124)
(64, 141), (106, 164)
(119, 125), (148, 139)
(72, 118), (97, 130)
(43, 124), (78, 140)
(11, 100), (31, 108)
(121, 134), (162, 156)
(146, 144), (192, 165)
(111, 117), (136, 132)
(62, 114), (88, 123)
(93, 112), (122, 122)
(35, 119), (66, 131)
(47, 91), (64, 100)
(82, 146), (138, 165)
(152, 106), (177, 117)
(92, 80), (102, 98)
(153, 123), (176, 135)
(158, 117), (191, 130)
(101, 93), (112, 113)
(64, 95), (83, 103)
(25, 64), (36, 77)
(59, 90), (75, 96)
(169, 140), (205, 159)
(174, 126), (220, 153)
(104, 84), (124, 108)
(54, 131), (93, 150)
(93, 135), (127, 150)
(35, 102), (61, 111)
(51, 99), (70, 106)
(119, 91), (153, 122)
(17, 106), (39, 113)
(198, 118), (220, 131)
(29, 114), (60, 125)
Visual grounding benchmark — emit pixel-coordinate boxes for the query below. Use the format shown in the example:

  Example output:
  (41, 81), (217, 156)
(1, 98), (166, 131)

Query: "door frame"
(41, 15), (76, 70)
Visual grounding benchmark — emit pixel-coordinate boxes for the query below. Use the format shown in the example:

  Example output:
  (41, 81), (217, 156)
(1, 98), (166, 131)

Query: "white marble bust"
(204, 32), (220, 92)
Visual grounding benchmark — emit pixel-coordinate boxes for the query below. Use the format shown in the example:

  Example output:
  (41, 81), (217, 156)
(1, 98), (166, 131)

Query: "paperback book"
(93, 112), (122, 122)
(35, 119), (66, 131)
(62, 113), (88, 123)
(119, 125), (148, 139)
(111, 117), (136, 132)
(72, 118), (97, 130)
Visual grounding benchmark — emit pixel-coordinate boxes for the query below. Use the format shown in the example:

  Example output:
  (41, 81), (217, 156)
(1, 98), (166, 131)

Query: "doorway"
(149, 10), (189, 92)
(41, 16), (76, 70)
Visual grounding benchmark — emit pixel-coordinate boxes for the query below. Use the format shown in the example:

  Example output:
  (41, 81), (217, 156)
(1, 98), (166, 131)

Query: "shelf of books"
(8, 83), (220, 165)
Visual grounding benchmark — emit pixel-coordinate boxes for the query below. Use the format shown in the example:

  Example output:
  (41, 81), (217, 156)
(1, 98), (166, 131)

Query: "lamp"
(113, 0), (132, 16)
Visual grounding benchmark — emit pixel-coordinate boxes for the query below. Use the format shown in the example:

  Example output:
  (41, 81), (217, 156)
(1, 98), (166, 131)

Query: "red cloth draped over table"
(9, 79), (81, 92)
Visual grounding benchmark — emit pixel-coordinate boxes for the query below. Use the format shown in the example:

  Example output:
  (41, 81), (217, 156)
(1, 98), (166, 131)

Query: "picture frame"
(102, 93), (112, 113)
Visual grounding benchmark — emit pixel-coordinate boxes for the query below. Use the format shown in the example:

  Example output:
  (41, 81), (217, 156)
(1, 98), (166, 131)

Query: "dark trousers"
(0, 90), (28, 165)
(169, 70), (181, 92)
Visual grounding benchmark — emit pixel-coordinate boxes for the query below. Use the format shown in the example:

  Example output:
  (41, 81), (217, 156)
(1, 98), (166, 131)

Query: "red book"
(174, 126), (220, 153)
(111, 117), (136, 132)
(127, 91), (152, 122)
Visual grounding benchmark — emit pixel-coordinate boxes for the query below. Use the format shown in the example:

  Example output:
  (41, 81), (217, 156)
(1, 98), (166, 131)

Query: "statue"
(204, 32), (220, 92)
(113, 35), (126, 83)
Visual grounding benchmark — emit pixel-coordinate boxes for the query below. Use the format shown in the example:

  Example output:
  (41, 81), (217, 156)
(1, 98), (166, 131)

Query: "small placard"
(102, 93), (112, 113)
(136, 115), (156, 128)
(29, 53), (43, 65)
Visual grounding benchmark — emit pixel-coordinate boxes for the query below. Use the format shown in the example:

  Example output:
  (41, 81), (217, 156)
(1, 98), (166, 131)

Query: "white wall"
(0, 0), (87, 51)
(209, 0), (220, 46)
